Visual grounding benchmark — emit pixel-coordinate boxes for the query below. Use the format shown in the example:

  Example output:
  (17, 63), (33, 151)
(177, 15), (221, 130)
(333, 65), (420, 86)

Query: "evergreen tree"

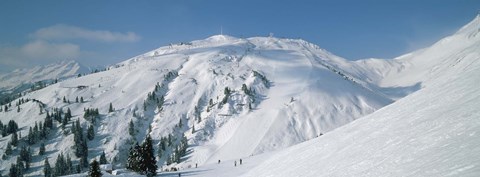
(54, 153), (66, 176)
(5, 143), (12, 155)
(63, 96), (67, 103)
(11, 132), (18, 146)
(9, 164), (18, 177)
(15, 157), (24, 177)
(76, 164), (82, 173)
(140, 135), (157, 175)
(28, 127), (35, 145)
(88, 159), (102, 177)
(99, 151), (107, 164)
(87, 124), (95, 140)
(126, 142), (140, 172)
(45, 112), (53, 129)
(66, 154), (73, 174)
(43, 158), (52, 177)
(39, 143), (46, 155)
(80, 97), (84, 103)
(81, 150), (89, 168)
(129, 120), (135, 136)
(66, 108), (72, 120)
(76, 96), (79, 103)
(17, 105), (20, 112)
(108, 102), (114, 113)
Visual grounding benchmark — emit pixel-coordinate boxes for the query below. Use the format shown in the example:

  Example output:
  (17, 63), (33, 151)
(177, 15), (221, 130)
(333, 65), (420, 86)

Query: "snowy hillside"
(240, 15), (480, 177)
(0, 35), (391, 176)
(0, 60), (90, 104)
(153, 14), (480, 177)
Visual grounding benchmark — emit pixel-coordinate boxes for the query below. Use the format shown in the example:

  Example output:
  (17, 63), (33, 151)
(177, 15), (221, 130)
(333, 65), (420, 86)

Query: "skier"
(218, 160), (221, 164)
(240, 159), (242, 165)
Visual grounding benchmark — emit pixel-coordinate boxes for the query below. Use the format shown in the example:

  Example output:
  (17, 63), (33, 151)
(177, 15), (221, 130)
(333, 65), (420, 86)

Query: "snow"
(241, 15), (480, 177)
(0, 15), (479, 177)
(243, 49), (480, 176)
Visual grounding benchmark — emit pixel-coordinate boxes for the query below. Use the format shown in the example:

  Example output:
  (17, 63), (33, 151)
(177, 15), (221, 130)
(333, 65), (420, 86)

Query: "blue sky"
(0, 0), (478, 73)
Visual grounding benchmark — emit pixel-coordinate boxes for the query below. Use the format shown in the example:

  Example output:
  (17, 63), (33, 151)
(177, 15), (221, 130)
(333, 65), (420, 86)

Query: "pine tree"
(39, 143), (46, 155)
(80, 97), (84, 103)
(81, 155), (89, 168)
(140, 135), (157, 175)
(99, 151), (107, 164)
(66, 154), (73, 174)
(16, 157), (24, 177)
(88, 159), (102, 177)
(11, 132), (18, 146)
(87, 124), (95, 140)
(9, 164), (18, 177)
(28, 127), (35, 145)
(108, 102), (114, 113)
(76, 96), (79, 103)
(17, 105), (20, 112)
(66, 108), (72, 120)
(54, 153), (66, 176)
(63, 96), (67, 103)
(5, 143), (12, 155)
(128, 120), (135, 136)
(43, 158), (52, 177)
(126, 142), (141, 172)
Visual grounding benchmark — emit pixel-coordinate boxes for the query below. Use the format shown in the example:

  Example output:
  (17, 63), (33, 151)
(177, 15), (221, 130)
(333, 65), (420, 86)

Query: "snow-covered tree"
(99, 151), (107, 164)
(88, 159), (102, 177)
(140, 135), (157, 175)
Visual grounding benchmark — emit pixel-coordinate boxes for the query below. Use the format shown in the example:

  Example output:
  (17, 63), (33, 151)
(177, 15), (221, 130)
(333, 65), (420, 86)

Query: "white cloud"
(32, 24), (141, 42)
(21, 40), (80, 58)
(0, 40), (80, 71)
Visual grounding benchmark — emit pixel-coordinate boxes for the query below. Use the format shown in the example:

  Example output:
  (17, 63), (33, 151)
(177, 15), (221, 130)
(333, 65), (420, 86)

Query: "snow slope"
(241, 15), (480, 177)
(0, 35), (390, 176)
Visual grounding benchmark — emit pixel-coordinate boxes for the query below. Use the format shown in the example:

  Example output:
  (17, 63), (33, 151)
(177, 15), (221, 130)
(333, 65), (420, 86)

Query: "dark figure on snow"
(240, 159), (242, 165)
(195, 163), (198, 168)
(234, 161), (237, 167)
(218, 160), (221, 164)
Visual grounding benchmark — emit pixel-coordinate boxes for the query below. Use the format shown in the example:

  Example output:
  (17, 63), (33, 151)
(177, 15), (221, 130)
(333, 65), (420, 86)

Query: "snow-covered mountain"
(0, 60), (90, 104)
(1, 15), (479, 177)
(0, 35), (391, 175)
(239, 15), (480, 177)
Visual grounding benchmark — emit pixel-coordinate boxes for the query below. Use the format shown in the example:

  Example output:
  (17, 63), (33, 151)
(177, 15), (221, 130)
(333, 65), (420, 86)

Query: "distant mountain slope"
(351, 15), (480, 99)
(0, 60), (90, 103)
